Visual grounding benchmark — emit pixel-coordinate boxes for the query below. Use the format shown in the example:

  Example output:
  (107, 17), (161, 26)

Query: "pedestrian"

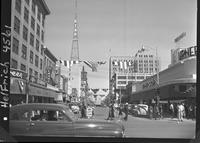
(154, 105), (159, 120)
(159, 104), (163, 119)
(169, 103), (174, 119)
(177, 103), (181, 123)
(179, 102), (185, 122)
(118, 104), (123, 119)
(107, 103), (113, 120)
(149, 105), (153, 119)
(124, 103), (129, 121)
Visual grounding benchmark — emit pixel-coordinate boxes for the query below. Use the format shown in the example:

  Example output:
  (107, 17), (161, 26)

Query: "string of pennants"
(112, 60), (136, 70)
(59, 60), (106, 72)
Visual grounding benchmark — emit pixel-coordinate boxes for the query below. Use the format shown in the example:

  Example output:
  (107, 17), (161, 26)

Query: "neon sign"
(179, 46), (197, 61)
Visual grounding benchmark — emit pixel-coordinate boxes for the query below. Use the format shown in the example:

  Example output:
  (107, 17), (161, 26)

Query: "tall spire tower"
(70, 0), (79, 61)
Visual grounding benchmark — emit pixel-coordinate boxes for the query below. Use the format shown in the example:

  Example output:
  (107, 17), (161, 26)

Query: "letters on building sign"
(179, 46), (197, 61)
(10, 69), (27, 80)
(142, 79), (156, 89)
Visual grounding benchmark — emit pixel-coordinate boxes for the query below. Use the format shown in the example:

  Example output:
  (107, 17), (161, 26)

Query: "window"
(35, 55), (39, 67)
(29, 68), (33, 76)
(15, 0), (21, 14)
(36, 39), (39, 51)
(41, 30), (44, 42)
(118, 76), (126, 79)
(42, 16), (45, 27)
(30, 33), (34, 46)
(31, 16), (35, 31)
(137, 76), (144, 80)
(32, 1), (36, 14)
(36, 24), (40, 37)
(23, 25), (28, 41)
(40, 58), (43, 70)
(12, 37), (19, 54)
(24, 7), (29, 23)
(41, 45), (43, 55)
(30, 50), (33, 64)
(39, 73), (42, 79)
(37, 10), (41, 22)
(14, 16), (20, 34)
(25, 0), (29, 5)
(11, 59), (18, 69)
(21, 45), (27, 59)
(117, 81), (126, 84)
(34, 71), (38, 80)
(20, 64), (26, 72)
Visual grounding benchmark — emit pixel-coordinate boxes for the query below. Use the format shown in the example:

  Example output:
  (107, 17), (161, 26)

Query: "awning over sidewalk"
(29, 83), (58, 98)
(10, 78), (26, 94)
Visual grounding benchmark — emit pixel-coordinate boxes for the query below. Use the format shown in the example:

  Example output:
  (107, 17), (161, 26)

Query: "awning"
(10, 78), (27, 94)
(28, 83), (58, 98)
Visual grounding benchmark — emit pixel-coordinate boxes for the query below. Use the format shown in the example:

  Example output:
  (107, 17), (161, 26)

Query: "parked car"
(69, 102), (80, 114)
(9, 103), (125, 141)
(130, 104), (148, 116)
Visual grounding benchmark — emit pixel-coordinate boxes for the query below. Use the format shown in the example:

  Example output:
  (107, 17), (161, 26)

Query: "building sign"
(179, 46), (197, 61)
(10, 68), (27, 80)
(142, 78), (156, 89)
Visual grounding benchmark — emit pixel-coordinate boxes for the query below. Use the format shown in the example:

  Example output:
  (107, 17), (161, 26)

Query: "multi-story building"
(10, 0), (60, 105)
(109, 50), (160, 96)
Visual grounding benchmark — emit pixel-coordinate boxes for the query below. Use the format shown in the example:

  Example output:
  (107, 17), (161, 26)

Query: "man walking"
(170, 103), (174, 119)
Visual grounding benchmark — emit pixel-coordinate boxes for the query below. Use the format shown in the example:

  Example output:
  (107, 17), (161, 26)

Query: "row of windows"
(14, 16), (44, 42)
(15, 0), (44, 27)
(139, 55), (154, 58)
(11, 58), (43, 80)
(12, 37), (43, 70)
(12, 36), (43, 58)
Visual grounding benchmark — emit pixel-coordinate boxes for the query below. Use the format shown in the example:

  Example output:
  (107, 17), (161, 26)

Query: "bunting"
(59, 60), (79, 68)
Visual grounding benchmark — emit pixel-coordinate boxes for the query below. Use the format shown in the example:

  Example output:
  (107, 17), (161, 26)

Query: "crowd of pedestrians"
(148, 101), (196, 123)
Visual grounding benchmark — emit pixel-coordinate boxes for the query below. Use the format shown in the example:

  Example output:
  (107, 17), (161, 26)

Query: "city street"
(92, 106), (196, 139)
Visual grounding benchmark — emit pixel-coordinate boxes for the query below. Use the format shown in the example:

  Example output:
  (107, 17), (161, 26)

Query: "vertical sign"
(0, 0), (11, 137)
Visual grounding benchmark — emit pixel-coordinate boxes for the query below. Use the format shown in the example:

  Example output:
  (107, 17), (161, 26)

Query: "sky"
(45, 0), (197, 89)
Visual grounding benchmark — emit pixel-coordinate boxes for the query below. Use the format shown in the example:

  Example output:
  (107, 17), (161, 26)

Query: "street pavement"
(91, 106), (196, 139)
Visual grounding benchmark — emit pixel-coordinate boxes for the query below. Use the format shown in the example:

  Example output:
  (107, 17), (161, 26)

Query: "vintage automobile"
(129, 104), (149, 116)
(9, 103), (125, 140)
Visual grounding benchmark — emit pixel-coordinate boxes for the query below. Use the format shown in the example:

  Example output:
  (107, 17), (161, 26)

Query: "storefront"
(10, 68), (60, 105)
(128, 56), (196, 104)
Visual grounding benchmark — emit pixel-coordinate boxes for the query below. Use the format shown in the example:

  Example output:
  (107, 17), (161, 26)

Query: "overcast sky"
(45, 0), (197, 89)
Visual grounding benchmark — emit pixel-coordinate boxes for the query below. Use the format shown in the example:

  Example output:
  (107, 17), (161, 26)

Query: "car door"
(9, 110), (32, 136)
(28, 109), (74, 137)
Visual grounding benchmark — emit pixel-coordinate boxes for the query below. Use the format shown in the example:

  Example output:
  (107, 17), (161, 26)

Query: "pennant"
(119, 61), (123, 69)
(124, 61), (127, 69)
